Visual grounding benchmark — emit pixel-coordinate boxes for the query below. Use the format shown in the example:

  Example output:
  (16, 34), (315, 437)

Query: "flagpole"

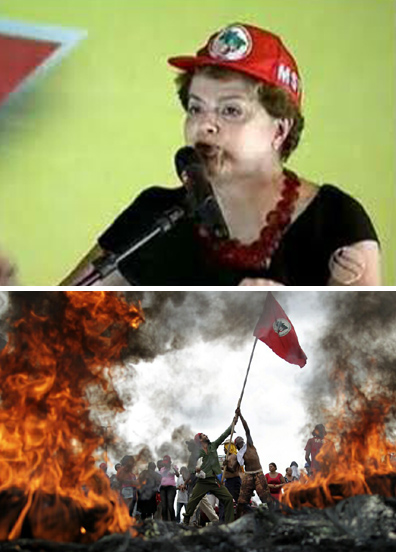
(221, 337), (258, 484)
(237, 337), (258, 408)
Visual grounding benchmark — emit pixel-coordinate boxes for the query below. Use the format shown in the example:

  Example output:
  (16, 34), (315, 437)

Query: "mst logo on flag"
(273, 318), (291, 337)
(254, 292), (307, 368)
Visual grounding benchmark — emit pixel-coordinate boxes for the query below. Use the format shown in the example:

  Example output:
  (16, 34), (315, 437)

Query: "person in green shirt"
(183, 414), (238, 525)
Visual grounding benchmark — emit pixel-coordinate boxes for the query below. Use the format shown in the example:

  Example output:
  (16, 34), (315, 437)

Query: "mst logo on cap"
(209, 25), (252, 61)
(168, 23), (302, 107)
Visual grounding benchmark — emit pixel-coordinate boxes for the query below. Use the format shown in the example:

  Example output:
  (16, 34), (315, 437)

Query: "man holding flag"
(234, 407), (272, 517)
(222, 292), (307, 486)
(182, 414), (239, 525)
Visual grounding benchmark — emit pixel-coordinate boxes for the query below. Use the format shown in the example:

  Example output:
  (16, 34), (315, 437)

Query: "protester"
(222, 440), (243, 500)
(184, 438), (200, 495)
(61, 23), (380, 287)
(116, 455), (137, 510)
(83, 455), (108, 496)
(153, 460), (163, 520)
(99, 462), (109, 478)
(175, 466), (189, 523)
(219, 439), (243, 522)
(305, 424), (327, 474)
(305, 424), (337, 475)
(159, 455), (179, 521)
(190, 458), (220, 526)
(198, 493), (220, 526)
(290, 461), (300, 480)
(304, 461), (313, 478)
(182, 438), (219, 525)
(109, 462), (122, 493)
(234, 408), (272, 516)
(284, 466), (298, 483)
(136, 461), (162, 520)
(192, 494), (219, 526)
(265, 463), (285, 501)
(183, 415), (238, 525)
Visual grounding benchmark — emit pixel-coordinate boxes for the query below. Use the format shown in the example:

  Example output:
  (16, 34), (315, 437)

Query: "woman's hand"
(327, 240), (381, 286)
(239, 278), (284, 286)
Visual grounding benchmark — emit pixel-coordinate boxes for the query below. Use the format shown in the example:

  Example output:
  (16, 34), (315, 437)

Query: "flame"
(282, 364), (396, 509)
(0, 291), (144, 542)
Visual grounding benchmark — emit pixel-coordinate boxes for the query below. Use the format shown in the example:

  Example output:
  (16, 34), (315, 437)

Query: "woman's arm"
(59, 244), (130, 286)
(59, 244), (104, 285)
(239, 241), (381, 286)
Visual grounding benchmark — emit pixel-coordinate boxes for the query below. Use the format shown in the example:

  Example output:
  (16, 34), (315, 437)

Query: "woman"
(290, 461), (300, 480)
(62, 23), (380, 286)
(265, 462), (285, 501)
(160, 454), (179, 522)
(116, 455), (137, 510)
(136, 461), (162, 520)
(284, 467), (298, 483)
(305, 423), (337, 476)
(109, 462), (122, 492)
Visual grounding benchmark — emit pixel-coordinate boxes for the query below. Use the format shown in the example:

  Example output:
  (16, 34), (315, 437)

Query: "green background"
(0, 0), (394, 285)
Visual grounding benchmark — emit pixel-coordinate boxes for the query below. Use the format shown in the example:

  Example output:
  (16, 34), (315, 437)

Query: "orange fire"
(282, 366), (396, 509)
(0, 291), (144, 543)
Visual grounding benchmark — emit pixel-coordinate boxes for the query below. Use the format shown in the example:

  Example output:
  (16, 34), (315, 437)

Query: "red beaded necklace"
(196, 168), (301, 271)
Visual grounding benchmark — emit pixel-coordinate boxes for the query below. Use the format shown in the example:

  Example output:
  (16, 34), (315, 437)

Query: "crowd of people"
(99, 417), (332, 527)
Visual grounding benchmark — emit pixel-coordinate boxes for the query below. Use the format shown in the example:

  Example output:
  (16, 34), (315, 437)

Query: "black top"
(98, 185), (378, 286)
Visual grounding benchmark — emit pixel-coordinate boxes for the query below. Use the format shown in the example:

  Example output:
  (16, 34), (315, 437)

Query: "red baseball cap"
(168, 23), (302, 108)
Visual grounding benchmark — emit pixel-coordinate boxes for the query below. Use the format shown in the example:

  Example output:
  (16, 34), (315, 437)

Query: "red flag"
(0, 34), (60, 107)
(253, 292), (307, 368)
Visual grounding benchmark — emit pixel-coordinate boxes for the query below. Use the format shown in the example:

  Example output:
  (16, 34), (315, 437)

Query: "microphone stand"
(75, 206), (185, 286)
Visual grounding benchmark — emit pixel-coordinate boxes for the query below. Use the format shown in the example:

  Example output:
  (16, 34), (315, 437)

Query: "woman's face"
(184, 72), (279, 181)
(125, 458), (134, 470)
(269, 463), (276, 472)
(286, 467), (292, 477)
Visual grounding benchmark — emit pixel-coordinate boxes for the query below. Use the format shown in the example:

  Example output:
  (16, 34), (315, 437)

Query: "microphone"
(76, 148), (227, 285)
(175, 146), (229, 239)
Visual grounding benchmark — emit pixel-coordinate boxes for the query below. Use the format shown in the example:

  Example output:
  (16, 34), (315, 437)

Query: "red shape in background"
(0, 34), (60, 106)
